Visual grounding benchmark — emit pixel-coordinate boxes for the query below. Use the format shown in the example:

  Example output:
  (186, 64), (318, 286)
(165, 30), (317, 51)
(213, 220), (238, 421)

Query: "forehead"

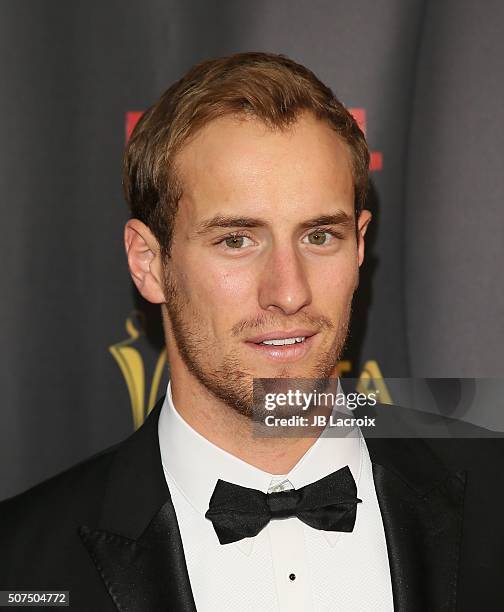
(174, 112), (354, 221)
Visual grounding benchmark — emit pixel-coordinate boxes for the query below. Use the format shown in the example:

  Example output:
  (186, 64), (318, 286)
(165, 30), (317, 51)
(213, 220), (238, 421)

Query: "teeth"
(260, 336), (305, 346)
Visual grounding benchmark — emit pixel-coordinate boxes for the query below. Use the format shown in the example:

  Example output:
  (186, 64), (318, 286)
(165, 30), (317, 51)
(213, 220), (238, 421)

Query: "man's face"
(162, 112), (369, 418)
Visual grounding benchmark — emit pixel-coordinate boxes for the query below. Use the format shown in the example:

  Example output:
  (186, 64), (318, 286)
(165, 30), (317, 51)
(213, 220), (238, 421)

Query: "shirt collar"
(158, 379), (363, 555)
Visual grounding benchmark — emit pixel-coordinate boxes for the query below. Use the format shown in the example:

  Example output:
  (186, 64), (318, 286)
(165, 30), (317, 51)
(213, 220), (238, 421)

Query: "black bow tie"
(205, 465), (362, 545)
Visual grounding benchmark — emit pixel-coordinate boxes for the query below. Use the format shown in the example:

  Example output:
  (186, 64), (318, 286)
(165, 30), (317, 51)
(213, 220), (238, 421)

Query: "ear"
(357, 209), (372, 267)
(124, 219), (166, 303)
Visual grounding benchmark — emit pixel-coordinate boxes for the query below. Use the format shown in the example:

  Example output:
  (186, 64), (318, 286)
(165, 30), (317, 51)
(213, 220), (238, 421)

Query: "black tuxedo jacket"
(1, 397), (503, 611)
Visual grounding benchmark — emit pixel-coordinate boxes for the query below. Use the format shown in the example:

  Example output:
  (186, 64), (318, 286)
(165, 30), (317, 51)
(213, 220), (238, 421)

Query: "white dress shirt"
(158, 380), (394, 612)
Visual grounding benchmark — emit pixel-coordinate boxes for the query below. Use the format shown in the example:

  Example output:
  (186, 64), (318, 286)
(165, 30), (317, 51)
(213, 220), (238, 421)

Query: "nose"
(257, 244), (312, 315)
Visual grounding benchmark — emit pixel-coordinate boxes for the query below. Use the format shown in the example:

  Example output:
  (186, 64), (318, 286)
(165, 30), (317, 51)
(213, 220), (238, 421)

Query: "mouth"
(244, 330), (317, 362)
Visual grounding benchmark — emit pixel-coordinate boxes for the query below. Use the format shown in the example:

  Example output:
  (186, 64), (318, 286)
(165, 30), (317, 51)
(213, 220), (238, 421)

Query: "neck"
(169, 371), (331, 475)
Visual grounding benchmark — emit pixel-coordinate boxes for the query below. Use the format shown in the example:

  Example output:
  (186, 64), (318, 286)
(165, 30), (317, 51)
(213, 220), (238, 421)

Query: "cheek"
(180, 259), (256, 317)
(195, 267), (257, 340)
(210, 268), (255, 299)
(309, 255), (359, 302)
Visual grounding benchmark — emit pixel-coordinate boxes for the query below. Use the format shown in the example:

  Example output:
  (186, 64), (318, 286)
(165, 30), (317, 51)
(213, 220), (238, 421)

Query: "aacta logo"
(113, 108), (386, 429)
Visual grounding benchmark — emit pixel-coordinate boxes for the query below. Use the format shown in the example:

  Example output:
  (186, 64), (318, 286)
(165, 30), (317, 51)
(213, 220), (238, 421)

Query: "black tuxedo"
(1, 397), (503, 611)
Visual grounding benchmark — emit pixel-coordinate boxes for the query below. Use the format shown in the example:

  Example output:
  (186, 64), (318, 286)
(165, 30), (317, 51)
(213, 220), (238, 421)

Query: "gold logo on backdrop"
(109, 313), (167, 430)
(338, 359), (393, 403)
(355, 360), (393, 404)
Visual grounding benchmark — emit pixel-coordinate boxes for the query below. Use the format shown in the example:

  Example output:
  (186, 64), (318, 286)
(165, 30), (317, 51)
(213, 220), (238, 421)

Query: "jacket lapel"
(364, 433), (466, 612)
(79, 399), (197, 612)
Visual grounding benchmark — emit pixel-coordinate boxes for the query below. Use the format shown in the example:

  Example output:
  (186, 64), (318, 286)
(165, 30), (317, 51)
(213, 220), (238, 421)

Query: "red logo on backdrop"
(348, 108), (382, 172)
(125, 108), (382, 171)
(125, 111), (144, 142)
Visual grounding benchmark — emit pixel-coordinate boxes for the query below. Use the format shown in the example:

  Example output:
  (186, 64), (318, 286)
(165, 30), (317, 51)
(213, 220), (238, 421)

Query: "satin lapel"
(79, 398), (196, 612)
(365, 436), (466, 612)
(79, 501), (196, 612)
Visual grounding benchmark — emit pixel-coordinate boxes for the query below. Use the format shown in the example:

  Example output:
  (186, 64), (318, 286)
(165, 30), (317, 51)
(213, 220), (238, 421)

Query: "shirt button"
(289, 573), (296, 581)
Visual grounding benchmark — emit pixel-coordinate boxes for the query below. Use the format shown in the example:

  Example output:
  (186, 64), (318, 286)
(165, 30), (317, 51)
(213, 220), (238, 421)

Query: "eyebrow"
(194, 210), (355, 236)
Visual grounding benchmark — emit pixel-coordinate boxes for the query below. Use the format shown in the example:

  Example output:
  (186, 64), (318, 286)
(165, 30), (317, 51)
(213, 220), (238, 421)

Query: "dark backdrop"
(1, 0), (503, 500)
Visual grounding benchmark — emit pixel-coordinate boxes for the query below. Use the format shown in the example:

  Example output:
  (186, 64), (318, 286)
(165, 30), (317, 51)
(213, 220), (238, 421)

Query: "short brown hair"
(123, 51), (369, 256)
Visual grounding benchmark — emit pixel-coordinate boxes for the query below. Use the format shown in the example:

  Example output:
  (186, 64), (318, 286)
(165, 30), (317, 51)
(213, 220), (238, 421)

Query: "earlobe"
(124, 220), (166, 304)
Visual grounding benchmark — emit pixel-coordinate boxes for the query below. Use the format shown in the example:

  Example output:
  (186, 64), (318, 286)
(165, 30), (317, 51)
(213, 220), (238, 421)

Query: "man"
(1, 52), (503, 611)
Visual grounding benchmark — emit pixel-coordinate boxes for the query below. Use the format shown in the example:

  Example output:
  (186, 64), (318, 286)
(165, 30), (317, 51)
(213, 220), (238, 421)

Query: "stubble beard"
(163, 267), (353, 421)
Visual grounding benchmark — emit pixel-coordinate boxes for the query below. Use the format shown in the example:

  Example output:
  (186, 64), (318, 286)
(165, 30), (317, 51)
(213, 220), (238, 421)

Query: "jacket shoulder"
(423, 435), (504, 472)
(0, 442), (126, 588)
(0, 442), (120, 538)
(0, 400), (165, 592)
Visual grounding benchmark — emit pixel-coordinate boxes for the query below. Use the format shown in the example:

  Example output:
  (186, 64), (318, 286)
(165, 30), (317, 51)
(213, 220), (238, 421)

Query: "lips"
(244, 332), (317, 363)
(246, 329), (317, 345)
